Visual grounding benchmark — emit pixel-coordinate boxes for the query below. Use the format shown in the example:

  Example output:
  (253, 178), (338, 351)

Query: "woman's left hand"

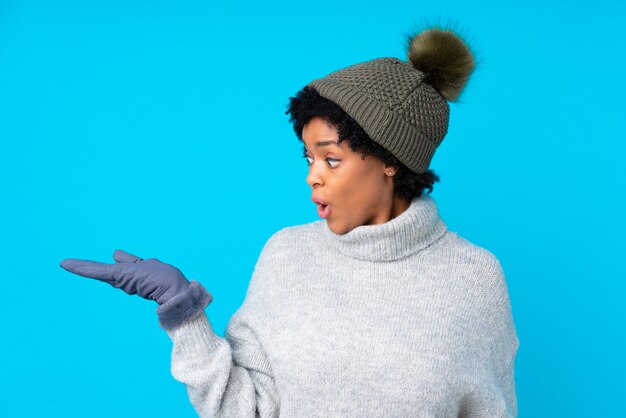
(60, 249), (191, 305)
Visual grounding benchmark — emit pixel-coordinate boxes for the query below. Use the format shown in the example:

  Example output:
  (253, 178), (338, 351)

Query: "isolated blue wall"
(0, 1), (624, 417)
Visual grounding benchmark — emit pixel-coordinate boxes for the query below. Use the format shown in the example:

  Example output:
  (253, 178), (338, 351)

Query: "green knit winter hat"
(306, 27), (475, 174)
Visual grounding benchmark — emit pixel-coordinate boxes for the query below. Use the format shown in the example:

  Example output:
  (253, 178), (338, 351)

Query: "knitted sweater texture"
(158, 193), (520, 417)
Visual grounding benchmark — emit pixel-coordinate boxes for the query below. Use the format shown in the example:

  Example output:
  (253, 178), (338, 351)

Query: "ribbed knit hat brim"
(307, 57), (448, 174)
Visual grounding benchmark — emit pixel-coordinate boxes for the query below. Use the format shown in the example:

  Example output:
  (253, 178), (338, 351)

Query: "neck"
(362, 196), (412, 227)
(391, 196), (411, 220)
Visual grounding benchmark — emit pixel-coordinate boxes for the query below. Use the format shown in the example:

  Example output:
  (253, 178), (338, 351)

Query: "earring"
(387, 171), (393, 176)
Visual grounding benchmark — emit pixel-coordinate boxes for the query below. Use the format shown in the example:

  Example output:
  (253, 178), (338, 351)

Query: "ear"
(383, 165), (396, 176)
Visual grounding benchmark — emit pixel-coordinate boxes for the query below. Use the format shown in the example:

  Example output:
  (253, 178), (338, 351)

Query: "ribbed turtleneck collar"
(316, 193), (448, 261)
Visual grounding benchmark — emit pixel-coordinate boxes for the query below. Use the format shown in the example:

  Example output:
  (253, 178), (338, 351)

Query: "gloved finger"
(142, 257), (162, 263)
(59, 258), (124, 284)
(113, 249), (143, 263)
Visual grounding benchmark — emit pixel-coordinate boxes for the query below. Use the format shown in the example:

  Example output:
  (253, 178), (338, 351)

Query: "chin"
(328, 220), (354, 235)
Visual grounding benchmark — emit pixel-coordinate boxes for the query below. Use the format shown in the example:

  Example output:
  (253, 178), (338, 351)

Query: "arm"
(459, 255), (520, 418)
(459, 339), (519, 418)
(490, 261), (520, 418)
(157, 279), (280, 418)
(500, 347), (519, 417)
(59, 249), (280, 417)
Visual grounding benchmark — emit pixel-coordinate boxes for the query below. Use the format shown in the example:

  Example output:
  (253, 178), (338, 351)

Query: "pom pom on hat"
(406, 27), (475, 102)
(301, 21), (479, 174)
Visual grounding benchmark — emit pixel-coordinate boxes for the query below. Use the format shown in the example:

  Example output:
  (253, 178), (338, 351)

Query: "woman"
(60, 26), (519, 417)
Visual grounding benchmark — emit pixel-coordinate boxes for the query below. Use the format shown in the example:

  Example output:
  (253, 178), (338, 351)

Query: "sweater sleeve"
(156, 281), (280, 418)
(460, 336), (519, 418)
(460, 255), (520, 418)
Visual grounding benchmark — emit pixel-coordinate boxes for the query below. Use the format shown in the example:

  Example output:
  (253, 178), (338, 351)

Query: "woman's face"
(302, 116), (407, 235)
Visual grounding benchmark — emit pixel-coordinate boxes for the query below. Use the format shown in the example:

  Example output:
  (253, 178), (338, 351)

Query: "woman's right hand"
(60, 249), (191, 305)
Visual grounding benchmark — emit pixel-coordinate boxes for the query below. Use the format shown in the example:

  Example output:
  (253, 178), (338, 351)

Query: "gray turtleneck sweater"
(156, 194), (520, 417)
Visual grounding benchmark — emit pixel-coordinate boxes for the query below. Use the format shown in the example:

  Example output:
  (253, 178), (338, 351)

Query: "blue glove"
(60, 249), (191, 305)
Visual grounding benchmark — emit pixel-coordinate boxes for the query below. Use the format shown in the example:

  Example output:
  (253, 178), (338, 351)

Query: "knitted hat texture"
(306, 28), (475, 174)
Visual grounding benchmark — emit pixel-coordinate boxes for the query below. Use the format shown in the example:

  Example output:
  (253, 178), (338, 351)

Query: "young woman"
(60, 26), (519, 417)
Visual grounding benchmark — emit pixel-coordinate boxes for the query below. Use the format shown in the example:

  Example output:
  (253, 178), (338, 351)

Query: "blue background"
(1, 0), (624, 416)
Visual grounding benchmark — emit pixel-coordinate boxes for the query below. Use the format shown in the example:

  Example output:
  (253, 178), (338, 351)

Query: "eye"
(301, 152), (341, 168)
(326, 158), (340, 168)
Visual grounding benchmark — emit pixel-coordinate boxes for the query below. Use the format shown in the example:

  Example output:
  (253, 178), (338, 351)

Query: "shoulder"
(436, 230), (512, 309)
(439, 230), (505, 280)
(244, 221), (320, 297)
(440, 231), (519, 356)
(261, 220), (322, 249)
(257, 220), (322, 260)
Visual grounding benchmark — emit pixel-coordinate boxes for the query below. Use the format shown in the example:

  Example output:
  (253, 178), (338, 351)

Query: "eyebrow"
(304, 140), (340, 150)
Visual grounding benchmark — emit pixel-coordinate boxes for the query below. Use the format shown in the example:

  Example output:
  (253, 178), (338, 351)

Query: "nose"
(306, 160), (324, 188)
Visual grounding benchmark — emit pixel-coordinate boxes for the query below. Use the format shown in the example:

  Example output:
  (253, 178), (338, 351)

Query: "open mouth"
(316, 203), (330, 219)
